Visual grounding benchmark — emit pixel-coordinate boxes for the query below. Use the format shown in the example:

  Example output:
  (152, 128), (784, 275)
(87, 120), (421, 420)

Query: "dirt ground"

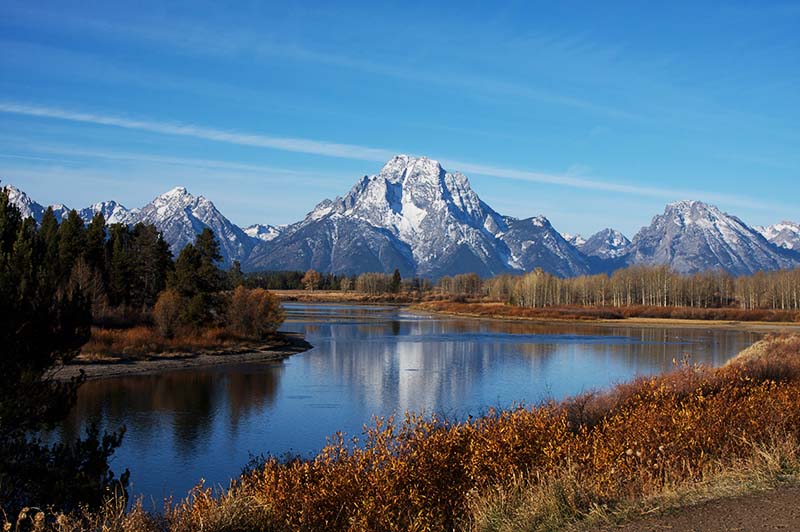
(590, 485), (800, 532)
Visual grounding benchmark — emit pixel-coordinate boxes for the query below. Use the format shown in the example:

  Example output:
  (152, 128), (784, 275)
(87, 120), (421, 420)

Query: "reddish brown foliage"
(417, 301), (800, 323)
(19, 336), (800, 532)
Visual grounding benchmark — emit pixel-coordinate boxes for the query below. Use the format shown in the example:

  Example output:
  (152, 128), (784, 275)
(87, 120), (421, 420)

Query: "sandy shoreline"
(52, 332), (312, 381)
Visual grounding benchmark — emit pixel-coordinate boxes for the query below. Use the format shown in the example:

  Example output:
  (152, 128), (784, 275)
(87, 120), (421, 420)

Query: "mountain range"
(3, 155), (799, 276)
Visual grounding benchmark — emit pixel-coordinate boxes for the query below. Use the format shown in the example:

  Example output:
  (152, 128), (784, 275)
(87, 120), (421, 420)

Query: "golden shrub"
(152, 288), (184, 338)
(226, 286), (285, 340)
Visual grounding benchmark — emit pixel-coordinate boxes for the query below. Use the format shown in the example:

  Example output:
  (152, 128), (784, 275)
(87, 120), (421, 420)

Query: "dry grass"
(80, 326), (256, 359)
(8, 335), (800, 532)
(416, 301), (627, 321)
(416, 301), (800, 323)
(275, 289), (423, 303)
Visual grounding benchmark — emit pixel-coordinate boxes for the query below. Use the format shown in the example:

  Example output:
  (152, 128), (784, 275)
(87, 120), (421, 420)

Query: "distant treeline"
(279, 265), (800, 312)
(483, 266), (800, 311)
(245, 269), (434, 294)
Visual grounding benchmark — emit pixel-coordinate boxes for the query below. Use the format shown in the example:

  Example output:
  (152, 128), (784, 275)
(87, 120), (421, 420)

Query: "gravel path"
(591, 486), (800, 532)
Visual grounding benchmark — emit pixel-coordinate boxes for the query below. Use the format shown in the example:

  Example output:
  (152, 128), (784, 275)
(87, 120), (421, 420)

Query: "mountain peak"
(379, 155), (444, 184)
(758, 220), (800, 251)
(629, 200), (795, 274)
(161, 186), (192, 200)
(579, 228), (631, 259)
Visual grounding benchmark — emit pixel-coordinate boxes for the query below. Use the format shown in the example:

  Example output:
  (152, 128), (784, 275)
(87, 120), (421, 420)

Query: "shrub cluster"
(152, 286), (284, 342)
(23, 335), (800, 532)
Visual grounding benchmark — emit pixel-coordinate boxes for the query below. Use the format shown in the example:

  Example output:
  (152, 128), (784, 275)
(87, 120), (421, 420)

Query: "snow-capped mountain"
(132, 187), (255, 266)
(4, 184), (45, 221)
(758, 222), (800, 251)
(580, 228), (630, 259)
(3, 184), (70, 222)
(501, 216), (592, 277)
(247, 155), (509, 276)
(244, 223), (283, 242)
(626, 200), (799, 275)
(79, 200), (134, 225)
(562, 233), (586, 247)
(246, 155), (590, 277)
(6, 162), (799, 278)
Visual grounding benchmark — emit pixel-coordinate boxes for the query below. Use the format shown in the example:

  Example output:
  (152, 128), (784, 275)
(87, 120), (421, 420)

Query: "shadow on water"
(59, 303), (763, 505)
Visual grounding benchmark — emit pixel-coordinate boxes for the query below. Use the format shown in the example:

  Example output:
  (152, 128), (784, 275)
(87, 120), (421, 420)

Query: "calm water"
(59, 303), (762, 504)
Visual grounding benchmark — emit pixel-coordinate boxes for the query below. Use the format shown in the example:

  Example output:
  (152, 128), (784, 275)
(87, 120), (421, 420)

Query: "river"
(58, 303), (762, 504)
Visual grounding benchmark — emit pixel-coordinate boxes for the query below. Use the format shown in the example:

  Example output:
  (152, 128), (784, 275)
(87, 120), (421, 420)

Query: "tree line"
(313, 264), (800, 311)
(1, 189), (127, 513)
(0, 186), (284, 514)
(482, 265), (800, 310)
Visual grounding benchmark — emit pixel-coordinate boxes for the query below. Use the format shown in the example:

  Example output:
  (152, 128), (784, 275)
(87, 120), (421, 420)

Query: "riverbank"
(53, 332), (311, 381)
(413, 301), (800, 332)
(26, 334), (800, 532)
(275, 289), (420, 303)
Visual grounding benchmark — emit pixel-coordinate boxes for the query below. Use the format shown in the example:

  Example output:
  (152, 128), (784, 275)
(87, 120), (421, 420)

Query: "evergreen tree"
(194, 228), (224, 293)
(391, 268), (402, 293)
(0, 189), (126, 514)
(39, 207), (60, 271)
(171, 243), (203, 297)
(227, 260), (245, 289)
(130, 223), (173, 309)
(57, 210), (86, 279)
(106, 224), (132, 306)
(84, 212), (107, 273)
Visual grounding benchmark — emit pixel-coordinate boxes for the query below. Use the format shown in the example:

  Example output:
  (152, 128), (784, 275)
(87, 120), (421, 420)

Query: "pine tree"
(194, 228), (224, 293)
(391, 268), (402, 293)
(106, 224), (132, 306)
(57, 210), (86, 279)
(84, 212), (107, 273)
(39, 207), (60, 270)
(130, 223), (173, 309)
(0, 189), (126, 513)
(227, 260), (245, 289)
(171, 243), (203, 297)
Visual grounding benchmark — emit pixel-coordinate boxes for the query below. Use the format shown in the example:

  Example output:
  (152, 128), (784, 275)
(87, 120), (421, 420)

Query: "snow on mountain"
(133, 186), (255, 266)
(79, 200), (134, 225)
(562, 233), (586, 247)
(246, 155), (590, 277)
(244, 223), (283, 242)
(3, 184), (71, 222)
(4, 184), (46, 222)
(757, 221), (800, 251)
(7, 170), (799, 279)
(501, 216), (592, 277)
(579, 228), (630, 259)
(626, 200), (799, 275)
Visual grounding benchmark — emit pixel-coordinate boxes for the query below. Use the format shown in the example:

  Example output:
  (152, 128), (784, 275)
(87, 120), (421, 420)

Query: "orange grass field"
(9, 335), (800, 531)
(79, 326), (247, 359)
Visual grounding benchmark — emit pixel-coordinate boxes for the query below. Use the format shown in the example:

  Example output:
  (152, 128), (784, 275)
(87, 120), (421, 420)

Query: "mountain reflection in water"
(59, 303), (762, 505)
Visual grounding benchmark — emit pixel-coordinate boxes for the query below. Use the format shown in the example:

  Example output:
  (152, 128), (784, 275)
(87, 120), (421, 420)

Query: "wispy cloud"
(0, 101), (775, 210)
(0, 102), (397, 162)
(0, 141), (348, 183)
(445, 159), (773, 210)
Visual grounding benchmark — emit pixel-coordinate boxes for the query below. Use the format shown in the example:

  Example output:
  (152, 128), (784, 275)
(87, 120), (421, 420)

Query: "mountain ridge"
(4, 158), (799, 277)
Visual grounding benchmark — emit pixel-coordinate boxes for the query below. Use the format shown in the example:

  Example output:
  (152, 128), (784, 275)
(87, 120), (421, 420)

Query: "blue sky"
(0, 1), (798, 237)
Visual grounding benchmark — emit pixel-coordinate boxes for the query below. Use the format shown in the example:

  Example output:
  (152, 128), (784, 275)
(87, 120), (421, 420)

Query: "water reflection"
(62, 303), (762, 504)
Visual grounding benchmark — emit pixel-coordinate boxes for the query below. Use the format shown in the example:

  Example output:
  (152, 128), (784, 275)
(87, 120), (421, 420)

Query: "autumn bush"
(152, 289), (183, 338)
(14, 335), (800, 532)
(227, 286), (285, 339)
